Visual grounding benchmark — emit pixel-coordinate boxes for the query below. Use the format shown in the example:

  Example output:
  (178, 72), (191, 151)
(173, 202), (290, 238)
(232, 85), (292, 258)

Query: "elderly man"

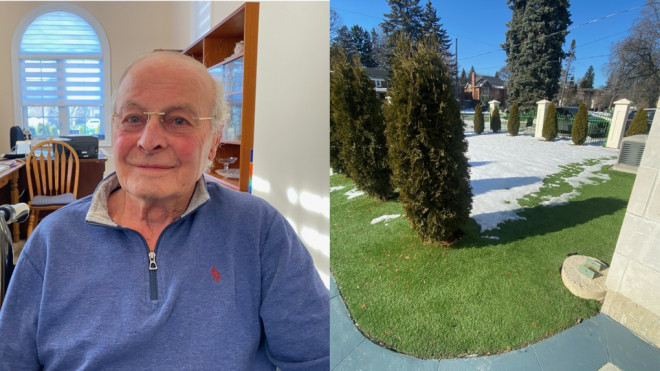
(0, 51), (329, 370)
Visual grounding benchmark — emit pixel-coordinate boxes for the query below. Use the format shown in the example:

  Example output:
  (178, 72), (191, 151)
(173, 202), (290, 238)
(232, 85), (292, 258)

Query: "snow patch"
(371, 214), (401, 225)
(345, 188), (365, 200)
(467, 134), (617, 232)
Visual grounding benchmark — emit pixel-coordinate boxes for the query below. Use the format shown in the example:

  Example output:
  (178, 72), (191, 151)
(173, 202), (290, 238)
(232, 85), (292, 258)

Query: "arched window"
(12, 3), (110, 143)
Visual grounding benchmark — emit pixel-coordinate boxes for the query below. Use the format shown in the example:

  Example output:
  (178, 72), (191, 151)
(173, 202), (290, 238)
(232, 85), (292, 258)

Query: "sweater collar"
(85, 173), (211, 226)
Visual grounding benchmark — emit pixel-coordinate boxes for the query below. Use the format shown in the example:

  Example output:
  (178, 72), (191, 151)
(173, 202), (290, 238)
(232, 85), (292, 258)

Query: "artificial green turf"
(330, 160), (635, 359)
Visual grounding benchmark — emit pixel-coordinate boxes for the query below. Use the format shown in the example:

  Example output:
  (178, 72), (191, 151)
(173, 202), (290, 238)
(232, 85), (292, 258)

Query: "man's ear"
(207, 131), (223, 161)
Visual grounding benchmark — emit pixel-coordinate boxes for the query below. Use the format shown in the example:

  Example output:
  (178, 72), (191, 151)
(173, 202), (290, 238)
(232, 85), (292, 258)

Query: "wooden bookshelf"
(183, 2), (259, 192)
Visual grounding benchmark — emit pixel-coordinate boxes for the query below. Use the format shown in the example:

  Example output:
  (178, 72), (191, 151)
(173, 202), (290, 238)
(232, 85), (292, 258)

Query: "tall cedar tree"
(330, 46), (345, 173)
(508, 102), (520, 135)
(625, 108), (649, 137)
(473, 104), (484, 134)
(502, 0), (571, 109)
(330, 48), (393, 200)
(384, 36), (472, 243)
(571, 103), (589, 145)
(490, 106), (502, 133)
(542, 103), (558, 141)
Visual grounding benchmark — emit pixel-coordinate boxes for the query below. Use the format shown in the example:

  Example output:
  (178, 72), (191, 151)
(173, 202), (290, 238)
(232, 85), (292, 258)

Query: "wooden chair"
(25, 139), (80, 237)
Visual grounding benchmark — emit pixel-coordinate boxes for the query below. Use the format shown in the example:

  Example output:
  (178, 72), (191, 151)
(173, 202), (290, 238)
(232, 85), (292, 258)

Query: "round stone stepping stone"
(561, 255), (608, 300)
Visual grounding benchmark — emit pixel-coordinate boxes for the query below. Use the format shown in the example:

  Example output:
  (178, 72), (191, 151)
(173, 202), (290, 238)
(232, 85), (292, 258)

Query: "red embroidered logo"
(210, 266), (221, 283)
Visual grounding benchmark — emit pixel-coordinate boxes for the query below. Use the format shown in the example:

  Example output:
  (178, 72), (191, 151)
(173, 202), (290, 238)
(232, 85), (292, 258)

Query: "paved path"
(330, 275), (660, 370)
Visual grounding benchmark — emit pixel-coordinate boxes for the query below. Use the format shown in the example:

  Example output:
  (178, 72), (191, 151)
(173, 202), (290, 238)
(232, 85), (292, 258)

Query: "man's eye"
(125, 115), (143, 124)
(170, 117), (191, 126)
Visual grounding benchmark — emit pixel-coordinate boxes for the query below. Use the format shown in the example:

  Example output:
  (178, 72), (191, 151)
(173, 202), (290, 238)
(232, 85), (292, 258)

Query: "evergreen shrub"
(330, 48), (393, 200)
(625, 108), (648, 137)
(507, 103), (520, 136)
(542, 103), (558, 141)
(474, 104), (484, 134)
(571, 103), (589, 145)
(490, 106), (501, 133)
(384, 36), (472, 243)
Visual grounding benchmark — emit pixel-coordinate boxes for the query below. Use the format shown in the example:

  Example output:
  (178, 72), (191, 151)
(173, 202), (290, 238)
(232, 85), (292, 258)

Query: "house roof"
(472, 75), (506, 89)
(365, 67), (388, 80)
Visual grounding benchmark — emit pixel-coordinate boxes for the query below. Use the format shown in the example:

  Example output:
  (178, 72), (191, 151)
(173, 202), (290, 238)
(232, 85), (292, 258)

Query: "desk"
(0, 154), (106, 241)
(79, 153), (107, 197)
(0, 161), (24, 242)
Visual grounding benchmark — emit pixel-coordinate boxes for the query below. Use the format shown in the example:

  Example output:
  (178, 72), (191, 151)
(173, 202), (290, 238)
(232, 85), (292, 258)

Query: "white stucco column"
(534, 100), (551, 138)
(602, 96), (660, 347)
(606, 99), (633, 149)
(488, 100), (500, 116)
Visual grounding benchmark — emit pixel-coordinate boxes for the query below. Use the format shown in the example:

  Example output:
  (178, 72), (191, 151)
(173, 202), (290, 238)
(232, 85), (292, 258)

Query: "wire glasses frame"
(111, 111), (216, 136)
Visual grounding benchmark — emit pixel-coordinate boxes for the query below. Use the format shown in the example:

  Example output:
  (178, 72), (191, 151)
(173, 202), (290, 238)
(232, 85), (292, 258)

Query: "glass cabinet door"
(209, 57), (243, 142)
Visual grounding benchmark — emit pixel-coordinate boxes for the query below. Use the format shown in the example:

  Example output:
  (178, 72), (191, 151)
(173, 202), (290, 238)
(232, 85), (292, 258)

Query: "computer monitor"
(9, 126), (24, 151)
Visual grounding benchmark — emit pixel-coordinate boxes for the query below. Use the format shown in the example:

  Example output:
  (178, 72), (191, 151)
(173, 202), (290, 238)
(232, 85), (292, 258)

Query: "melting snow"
(371, 214), (401, 225)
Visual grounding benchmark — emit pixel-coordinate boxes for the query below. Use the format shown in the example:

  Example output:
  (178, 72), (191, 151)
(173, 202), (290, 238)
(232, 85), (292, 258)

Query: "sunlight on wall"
(287, 188), (330, 219)
(251, 175), (271, 194)
(283, 187), (330, 289)
(301, 226), (329, 257)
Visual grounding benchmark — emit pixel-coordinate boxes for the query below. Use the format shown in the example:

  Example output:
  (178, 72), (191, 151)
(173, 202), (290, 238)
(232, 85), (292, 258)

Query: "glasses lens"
(113, 108), (211, 136)
(162, 111), (199, 135)
(115, 110), (147, 132)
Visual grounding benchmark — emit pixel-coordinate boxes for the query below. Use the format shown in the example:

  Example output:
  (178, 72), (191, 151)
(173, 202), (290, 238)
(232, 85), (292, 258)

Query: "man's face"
(112, 55), (220, 204)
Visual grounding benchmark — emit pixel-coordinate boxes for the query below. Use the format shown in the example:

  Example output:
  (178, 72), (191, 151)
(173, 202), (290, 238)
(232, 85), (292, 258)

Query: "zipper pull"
(148, 251), (158, 270)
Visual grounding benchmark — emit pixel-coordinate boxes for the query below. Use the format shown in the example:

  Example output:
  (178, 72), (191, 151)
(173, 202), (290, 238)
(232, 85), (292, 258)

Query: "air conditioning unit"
(614, 134), (647, 173)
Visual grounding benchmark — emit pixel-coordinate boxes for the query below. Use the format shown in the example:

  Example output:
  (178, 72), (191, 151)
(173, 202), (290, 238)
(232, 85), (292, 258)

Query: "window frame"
(11, 2), (112, 147)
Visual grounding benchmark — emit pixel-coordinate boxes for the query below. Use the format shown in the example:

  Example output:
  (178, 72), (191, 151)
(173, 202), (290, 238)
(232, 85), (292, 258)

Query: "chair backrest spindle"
(26, 139), (80, 199)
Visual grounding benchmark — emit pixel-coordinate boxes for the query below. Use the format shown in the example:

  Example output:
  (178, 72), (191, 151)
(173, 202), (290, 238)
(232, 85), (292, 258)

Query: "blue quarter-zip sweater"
(0, 174), (329, 370)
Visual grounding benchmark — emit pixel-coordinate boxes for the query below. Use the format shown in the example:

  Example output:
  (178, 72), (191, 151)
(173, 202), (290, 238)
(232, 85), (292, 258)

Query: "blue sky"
(331, 0), (651, 88)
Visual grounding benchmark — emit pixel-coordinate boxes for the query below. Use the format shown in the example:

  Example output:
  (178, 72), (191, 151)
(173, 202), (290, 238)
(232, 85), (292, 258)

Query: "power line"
(461, 3), (647, 62)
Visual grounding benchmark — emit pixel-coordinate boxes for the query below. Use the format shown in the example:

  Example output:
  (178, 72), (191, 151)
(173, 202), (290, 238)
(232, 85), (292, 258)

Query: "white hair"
(110, 51), (229, 135)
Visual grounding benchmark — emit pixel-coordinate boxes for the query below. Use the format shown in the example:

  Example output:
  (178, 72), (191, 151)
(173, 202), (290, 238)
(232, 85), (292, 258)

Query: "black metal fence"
(462, 109), (612, 146)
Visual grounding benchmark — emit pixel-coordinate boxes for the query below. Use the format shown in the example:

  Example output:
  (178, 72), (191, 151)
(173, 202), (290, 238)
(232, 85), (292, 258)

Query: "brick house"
(463, 72), (507, 107)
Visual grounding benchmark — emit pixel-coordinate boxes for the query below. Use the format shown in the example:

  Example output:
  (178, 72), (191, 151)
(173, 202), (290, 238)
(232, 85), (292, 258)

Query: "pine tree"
(420, 0), (453, 67)
(473, 104), (484, 134)
(507, 103), (520, 136)
(330, 48), (393, 199)
(579, 65), (595, 89)
(490, 106), (502, 133)
(333, 25), (377, 68)
(459, 68), (468, 88)
(381, 0), (424, 42)
(625, 108), (649, 137)
(571, 103), (589, 145)
(385, 35), (472, 243)
(502, 0), (571, 109)
(542, 103), (558, 141)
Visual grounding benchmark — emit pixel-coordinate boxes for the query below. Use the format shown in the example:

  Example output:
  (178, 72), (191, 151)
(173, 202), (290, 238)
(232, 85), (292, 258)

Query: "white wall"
(603, 97), (660, 346)
(206, 2), (330, 286)
(254, 2), (330, 286)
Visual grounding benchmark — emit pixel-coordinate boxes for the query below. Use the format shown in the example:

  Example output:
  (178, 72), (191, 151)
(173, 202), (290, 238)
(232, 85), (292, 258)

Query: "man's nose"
(137, 113), (168, 151)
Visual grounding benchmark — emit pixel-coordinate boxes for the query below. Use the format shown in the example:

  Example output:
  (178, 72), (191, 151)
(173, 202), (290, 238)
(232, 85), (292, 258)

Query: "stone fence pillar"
(602, 95), (660, 347)
(488, 100), (500, 116)
(534, 100), (551, 138)
(606, 99), (634, 149)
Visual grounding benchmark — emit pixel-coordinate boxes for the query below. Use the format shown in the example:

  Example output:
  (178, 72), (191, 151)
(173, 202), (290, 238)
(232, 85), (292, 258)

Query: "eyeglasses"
(112, 110), (215, 136)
